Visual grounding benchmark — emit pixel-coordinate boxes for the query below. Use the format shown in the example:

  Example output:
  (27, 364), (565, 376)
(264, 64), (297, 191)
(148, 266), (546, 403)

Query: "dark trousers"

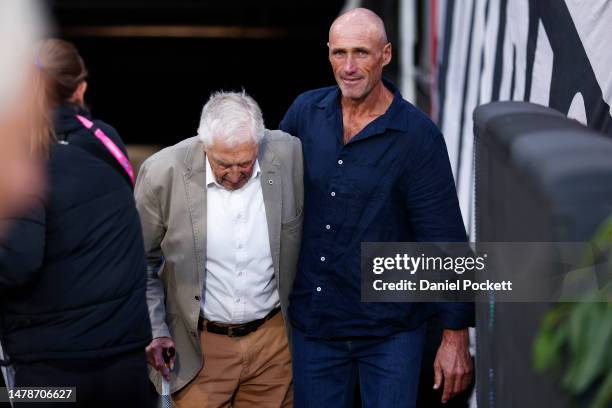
(292, 323), (427, 408)
(13, 350), (153, 408)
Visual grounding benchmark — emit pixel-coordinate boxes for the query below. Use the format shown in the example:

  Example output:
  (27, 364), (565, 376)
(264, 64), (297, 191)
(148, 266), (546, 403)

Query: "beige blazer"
(134, 131), (303, 394)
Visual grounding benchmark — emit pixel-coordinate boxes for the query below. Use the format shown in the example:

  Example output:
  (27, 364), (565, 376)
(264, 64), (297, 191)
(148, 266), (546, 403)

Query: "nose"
(225, 168), (242, 184)
(343, 55), (357, 74)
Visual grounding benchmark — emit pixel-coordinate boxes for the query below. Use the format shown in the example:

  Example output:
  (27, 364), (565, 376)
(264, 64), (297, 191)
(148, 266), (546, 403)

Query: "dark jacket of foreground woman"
(0, 104), (151, 364)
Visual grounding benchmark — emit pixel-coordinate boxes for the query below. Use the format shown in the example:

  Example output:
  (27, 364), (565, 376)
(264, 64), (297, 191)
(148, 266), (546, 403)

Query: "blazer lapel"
(183, 139), (207, 293)
(259, 138), (282, 287)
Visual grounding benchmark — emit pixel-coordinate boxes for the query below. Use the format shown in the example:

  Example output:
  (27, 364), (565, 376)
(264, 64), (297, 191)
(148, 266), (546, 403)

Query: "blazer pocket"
(281, 207), (303, 233)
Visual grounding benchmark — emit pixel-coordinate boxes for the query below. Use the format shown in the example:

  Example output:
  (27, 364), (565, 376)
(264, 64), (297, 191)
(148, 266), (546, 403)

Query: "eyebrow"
(330, 46), (371, 53)
(215, 159), (254, 167)
(211, 158), (231, 167)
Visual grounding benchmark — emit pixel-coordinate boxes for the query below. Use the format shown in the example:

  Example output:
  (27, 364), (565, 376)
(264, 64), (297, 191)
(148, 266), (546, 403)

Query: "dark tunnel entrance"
(50, 0), (345, 148)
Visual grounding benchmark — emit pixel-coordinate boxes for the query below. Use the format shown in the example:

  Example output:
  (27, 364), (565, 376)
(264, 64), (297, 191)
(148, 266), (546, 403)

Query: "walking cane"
(161, 347), (175, 408)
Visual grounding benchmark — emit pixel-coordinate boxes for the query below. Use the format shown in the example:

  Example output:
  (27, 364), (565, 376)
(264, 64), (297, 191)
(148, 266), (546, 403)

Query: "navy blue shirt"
(280, 80), (474, 338)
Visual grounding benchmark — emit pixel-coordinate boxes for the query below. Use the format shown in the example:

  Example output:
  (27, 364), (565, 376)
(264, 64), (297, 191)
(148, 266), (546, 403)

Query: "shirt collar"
(316, 78), (410, 133)
(205, 155), (261, 189)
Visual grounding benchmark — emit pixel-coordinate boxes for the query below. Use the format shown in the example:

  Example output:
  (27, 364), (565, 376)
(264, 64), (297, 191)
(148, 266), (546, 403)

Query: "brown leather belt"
(198, 306), (281, 337)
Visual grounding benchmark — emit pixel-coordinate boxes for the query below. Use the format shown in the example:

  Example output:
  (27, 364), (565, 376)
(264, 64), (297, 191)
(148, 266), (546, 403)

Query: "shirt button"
(316, 286), (322, 292)
(194, 295), (200, 301)
(330, 191), (336, 197)
(238, 271), (243, 276)
(235, 298), (241, 303)
(325, 224), (331, 230)
(338, 159), (343, 165)
(237, 243), (242, 249)
(320, 256), (326, 262)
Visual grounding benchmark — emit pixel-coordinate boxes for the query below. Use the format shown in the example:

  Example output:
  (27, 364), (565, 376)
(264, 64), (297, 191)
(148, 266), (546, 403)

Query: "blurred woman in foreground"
(0, 39), (152, 407)
(0, 0), (46, 221)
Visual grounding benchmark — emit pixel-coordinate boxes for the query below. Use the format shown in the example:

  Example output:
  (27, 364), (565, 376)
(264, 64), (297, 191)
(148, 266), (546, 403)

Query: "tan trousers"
(173, 312), (293, 408)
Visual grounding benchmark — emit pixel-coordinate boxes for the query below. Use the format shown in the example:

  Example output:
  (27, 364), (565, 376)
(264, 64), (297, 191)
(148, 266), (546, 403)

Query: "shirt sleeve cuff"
(151, 324), (171, 340)
(436, 302), (475, 329)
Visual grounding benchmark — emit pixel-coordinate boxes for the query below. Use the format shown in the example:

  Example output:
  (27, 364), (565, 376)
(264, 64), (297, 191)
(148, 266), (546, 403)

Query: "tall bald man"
(280, 8), (473, 408)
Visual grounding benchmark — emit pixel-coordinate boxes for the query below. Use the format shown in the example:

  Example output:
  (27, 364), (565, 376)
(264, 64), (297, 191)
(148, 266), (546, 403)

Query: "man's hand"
(146, 336), (177, 380)
(433, 328), (473, 403)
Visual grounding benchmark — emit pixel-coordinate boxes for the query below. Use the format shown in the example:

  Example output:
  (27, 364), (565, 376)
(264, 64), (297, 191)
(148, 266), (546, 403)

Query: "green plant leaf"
(592, 369), (612, 408)
(570, 304), (612, 393)
(563, 303), (591, 390)
(534, 320), (569, 372)
(535, 214), (612, 406)
(533, 306), (570, 371)
(568, 302), (590, 355)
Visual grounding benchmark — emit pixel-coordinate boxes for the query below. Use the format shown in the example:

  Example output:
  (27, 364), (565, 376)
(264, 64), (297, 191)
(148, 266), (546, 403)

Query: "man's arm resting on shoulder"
(279, 94), (303, 136)
(134, 159), (176, 378)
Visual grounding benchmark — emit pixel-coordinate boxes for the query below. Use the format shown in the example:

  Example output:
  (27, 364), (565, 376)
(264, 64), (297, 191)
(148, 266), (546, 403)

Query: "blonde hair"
(29, 67), (53, 157)
(31, 38), (89, 157)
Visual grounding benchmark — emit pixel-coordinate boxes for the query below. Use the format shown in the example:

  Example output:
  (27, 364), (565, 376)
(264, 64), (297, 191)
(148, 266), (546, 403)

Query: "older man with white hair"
(136, 91), (303, 407)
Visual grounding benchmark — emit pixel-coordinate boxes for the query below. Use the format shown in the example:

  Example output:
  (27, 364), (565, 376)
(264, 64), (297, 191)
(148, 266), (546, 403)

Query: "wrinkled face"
(328, 24), (391, 101)
(206, 140), (258, 190)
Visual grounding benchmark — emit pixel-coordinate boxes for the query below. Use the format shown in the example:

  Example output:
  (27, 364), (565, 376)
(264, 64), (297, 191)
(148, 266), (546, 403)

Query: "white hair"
(197, 90), (265, 148)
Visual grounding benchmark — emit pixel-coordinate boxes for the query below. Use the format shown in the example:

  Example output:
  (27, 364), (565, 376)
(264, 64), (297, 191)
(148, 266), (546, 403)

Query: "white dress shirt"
(202, 157), (280, 324)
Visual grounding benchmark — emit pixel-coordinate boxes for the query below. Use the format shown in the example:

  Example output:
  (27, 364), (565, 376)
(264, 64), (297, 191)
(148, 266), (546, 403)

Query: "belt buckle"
(229, 325), (251, 337)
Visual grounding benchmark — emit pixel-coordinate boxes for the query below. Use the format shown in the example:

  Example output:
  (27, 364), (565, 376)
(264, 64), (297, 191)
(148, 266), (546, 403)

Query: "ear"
(71, 81), (88, 106)
(80, 80), (88, 97)
(382, 42), (392, 66)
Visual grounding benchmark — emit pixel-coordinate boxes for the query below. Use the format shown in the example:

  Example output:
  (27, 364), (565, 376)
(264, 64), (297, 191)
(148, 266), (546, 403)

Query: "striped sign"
(428, 0), (612, 236)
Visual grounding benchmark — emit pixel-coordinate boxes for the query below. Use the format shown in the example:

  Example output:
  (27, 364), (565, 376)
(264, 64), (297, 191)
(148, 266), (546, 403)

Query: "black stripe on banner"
(491, 0), (508, 101)
(523, 0), (539, 101)
(510, 45), (516, 99)
(538, 0), (612, 135)
(455, 0), (477, 191)
(437, 0), (455, 130)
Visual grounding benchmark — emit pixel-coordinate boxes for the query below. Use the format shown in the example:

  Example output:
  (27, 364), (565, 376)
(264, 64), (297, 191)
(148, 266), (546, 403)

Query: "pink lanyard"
(75, 114), (135, 185)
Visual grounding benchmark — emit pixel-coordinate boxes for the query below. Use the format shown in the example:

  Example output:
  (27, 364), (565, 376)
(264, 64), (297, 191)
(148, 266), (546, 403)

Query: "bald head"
(329, 8), (388, 46)
(327, 8), (392, 102)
